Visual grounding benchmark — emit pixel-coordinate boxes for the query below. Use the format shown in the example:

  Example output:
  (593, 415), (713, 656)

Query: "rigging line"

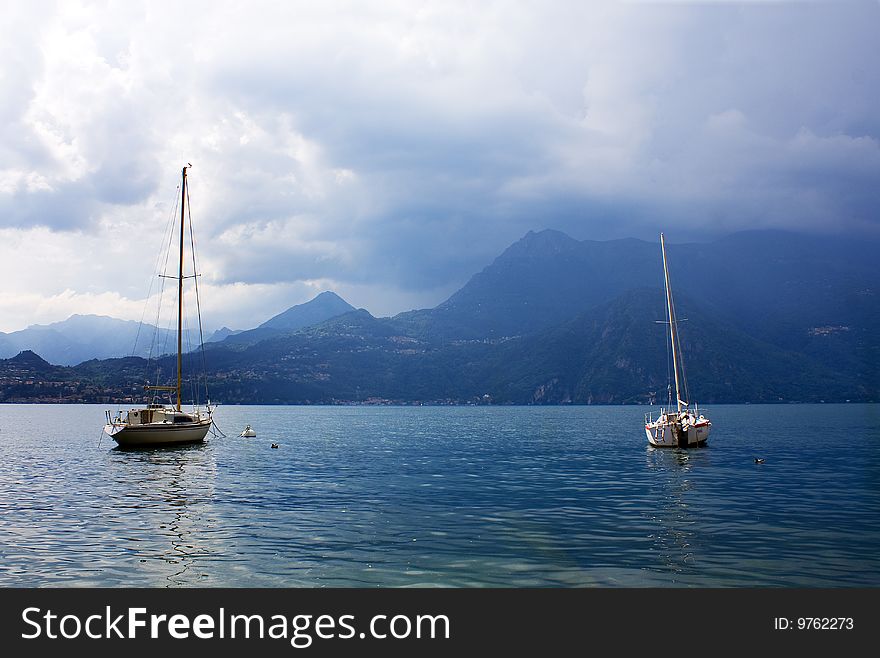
(151, 285), (177, 402)
(664, 288), (672, 409)
(159, 297), (176, 358)
(668, 278), (690, 408)
(154, 189), (181, 327)
(182, 290), (202, 409)
(661, 234), (684, 413)
(158, 295), (176, 360)
(186, 181), (211, 407)
(133, 184), (181, 359)
(676, 317), (691, 407)
(182, 290), (197, 408)
(180, 218), (195, 408)
(156, 189), (181, 369)
(146, 186), (182, 389)
(149, 289), (168, 404)
(666, 264), (689, 407)
(210, 417), (228, 438)
(148, 273), (165, 367)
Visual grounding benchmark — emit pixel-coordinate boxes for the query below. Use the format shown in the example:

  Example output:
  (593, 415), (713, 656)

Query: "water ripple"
(0, 403), (878, 586)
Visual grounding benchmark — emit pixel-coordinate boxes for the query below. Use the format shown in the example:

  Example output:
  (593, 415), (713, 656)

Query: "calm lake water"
(1, 404), (878, 587)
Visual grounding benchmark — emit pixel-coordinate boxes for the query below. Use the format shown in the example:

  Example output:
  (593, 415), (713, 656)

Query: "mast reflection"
(106, 442), (218, 586)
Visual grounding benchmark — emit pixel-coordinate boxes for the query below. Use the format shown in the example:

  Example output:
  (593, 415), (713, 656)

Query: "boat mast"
(176, 165), (188, 412)
(660, 233), (683, 414)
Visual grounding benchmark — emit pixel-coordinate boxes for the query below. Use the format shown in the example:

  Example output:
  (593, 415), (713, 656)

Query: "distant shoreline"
(0, 399), (874, 406)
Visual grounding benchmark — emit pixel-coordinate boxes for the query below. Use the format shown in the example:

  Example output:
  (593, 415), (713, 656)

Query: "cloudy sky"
(1, 0), (878, 333)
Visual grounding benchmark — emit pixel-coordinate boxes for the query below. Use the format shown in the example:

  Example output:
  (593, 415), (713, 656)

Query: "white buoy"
(240, 424), (256, 437)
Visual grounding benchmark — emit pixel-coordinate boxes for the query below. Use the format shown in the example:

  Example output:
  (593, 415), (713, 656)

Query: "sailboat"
(103, 165), (213, 447)
(644, 233), (711, 448)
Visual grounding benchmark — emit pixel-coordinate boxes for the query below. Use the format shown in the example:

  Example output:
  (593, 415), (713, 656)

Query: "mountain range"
(1, 229), (877, 404)
(0, 291), (356, 366)
(0, 314), (185, 366)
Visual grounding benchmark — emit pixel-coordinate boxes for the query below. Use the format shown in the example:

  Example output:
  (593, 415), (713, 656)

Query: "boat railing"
(646, 406), (669, 424)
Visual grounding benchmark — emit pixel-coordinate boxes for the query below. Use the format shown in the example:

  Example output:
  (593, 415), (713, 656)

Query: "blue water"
(0, 404), (878, 587)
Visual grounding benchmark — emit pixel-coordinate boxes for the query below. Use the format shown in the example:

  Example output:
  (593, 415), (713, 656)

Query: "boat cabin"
(125, 406), (195, 425)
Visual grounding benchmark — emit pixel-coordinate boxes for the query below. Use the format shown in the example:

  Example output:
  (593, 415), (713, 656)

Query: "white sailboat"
(645, 233), (711, 448)
(103, 165), (213, 447)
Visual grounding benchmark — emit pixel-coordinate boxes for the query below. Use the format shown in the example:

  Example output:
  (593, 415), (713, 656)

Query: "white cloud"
(0, 0), (878, 332)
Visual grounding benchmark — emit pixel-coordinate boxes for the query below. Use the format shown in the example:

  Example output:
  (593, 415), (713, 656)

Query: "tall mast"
(177, 165), (188, 412)
(661, 233), (683, 414)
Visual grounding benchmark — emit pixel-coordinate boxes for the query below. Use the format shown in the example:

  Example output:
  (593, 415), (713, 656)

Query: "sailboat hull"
(645, 419), (710, 448)
(105, 420), (211, 447)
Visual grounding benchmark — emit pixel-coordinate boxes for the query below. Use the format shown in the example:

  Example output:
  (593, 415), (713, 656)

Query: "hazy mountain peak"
(0, 314), (182, 366)
(258, 291), (356, 331)
(313, 291), (347, 302)
(51, 314), (128, 328)
(502, 229), (580, 259)
(205, 326), (241, 343)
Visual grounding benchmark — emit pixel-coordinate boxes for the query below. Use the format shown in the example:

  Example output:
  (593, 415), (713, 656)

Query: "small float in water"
(240, 425), (256, 437)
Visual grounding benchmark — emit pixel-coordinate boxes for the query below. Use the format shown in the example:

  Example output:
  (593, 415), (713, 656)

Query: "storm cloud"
(1, 0), (878, 331)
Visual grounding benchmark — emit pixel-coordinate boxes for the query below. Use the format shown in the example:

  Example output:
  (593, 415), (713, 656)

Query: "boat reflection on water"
(643, 446), (711, 579)
(106, 442), (220, 586)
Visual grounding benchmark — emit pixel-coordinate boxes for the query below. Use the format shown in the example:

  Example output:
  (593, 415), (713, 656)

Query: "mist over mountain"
(1, 229), (877, 404)
(0, 315), (185, 366)
(0, 291), (358, 364)
(396, 229), (879, 345)
(395, 230), (658, 339)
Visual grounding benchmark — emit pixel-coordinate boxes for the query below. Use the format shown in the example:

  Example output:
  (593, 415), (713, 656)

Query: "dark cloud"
(1, 0), (879, 326)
